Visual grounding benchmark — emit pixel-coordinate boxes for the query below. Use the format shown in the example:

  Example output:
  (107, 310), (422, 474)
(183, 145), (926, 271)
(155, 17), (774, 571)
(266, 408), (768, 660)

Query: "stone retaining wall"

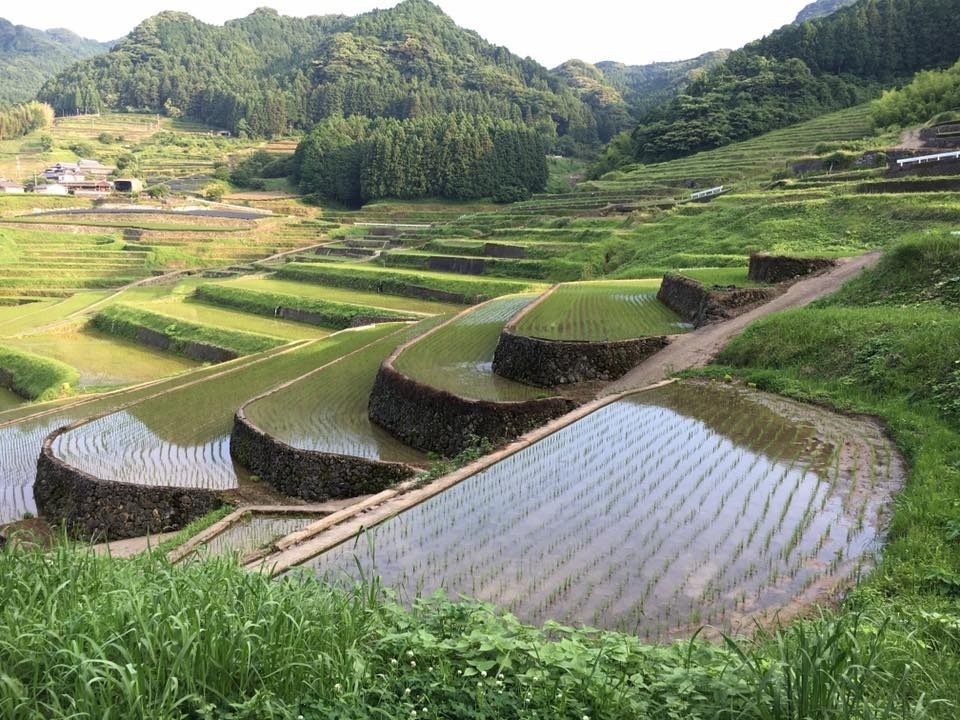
(427, 256), (487, 275)
(657, 274), (779, 327)
(33, 432), (223, 540)
(230, 411), (415, 501)
(368, 364), (578, 456)
(484, 243), (526, 259)
(748, 254), (837, 283)
(492, 330), (669, 386)
(129, 325), (238, 363)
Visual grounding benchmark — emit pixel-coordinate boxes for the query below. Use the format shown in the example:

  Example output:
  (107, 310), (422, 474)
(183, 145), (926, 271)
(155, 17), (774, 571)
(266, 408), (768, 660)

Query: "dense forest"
(36, 0), (609, 152)
(0, 19), (108, 106)
(0, 101), (53, 141)
(294, 112), (547, 206)
(600, 0), (960, 170)
(871, 58), (960, 128)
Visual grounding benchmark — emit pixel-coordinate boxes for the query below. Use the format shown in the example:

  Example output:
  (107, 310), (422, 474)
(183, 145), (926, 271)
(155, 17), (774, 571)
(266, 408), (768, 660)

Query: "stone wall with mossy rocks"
(33, 432), (223, 541)
(367, 364), (578, 456)
(492, 330), (670, 386)
(748, 254), (837, 283)
(230, 409), (416, 501)
(657, 274), (780, 327)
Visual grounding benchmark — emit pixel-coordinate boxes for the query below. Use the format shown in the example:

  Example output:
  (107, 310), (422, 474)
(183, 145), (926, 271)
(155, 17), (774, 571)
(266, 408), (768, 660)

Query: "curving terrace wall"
(273, 306), (408, 329)
(368, 364), (578, 457)
(492, 330), (670, 386)
(34, 431), (223, 541)
(748, 254), (836, 284)
(657, 274), (779, 327)
(230, 410), (416, 501)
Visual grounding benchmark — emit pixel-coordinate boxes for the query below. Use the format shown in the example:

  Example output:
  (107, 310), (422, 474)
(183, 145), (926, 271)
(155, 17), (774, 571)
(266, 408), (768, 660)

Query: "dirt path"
(604, 251), (882, 395)
(898, 127), (926, 151)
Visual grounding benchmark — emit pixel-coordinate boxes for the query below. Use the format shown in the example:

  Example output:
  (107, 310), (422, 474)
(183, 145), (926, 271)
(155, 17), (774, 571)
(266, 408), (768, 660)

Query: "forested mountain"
(594, 52), (730, 115)
(0, 18), (109, 106)
(607, 0), (960, 168)
(552, 51), (729, 141)
(794, 0), (859, 24)
(37, 0), (609, 150)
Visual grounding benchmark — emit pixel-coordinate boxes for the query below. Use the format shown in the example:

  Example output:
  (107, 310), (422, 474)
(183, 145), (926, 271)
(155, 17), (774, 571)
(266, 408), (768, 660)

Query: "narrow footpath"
(604, 250), (882, 395)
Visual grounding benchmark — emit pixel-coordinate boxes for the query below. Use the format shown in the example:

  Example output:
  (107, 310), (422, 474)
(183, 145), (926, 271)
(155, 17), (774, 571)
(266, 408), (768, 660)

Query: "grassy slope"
(694, 235), (960, 711)
(0, 345), (79, 400)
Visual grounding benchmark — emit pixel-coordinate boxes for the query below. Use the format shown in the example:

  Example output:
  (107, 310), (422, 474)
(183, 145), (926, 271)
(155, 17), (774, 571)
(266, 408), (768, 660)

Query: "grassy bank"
(0, 543), (931, 719)
(91, 304), (285, 360)
(274, 262), (539, 303)
(0, 345), (79, 400)
(193, 284), (418, 328)
(689, 235), (960, 712)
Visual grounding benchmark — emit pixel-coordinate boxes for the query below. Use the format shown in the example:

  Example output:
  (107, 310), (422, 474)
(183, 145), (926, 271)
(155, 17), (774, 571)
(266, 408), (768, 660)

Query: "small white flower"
(391, 658), (398, 666)
(405, 688), (412, 696)
(333, 683), (342, 693)
(410, 660), (416, 668)
(407, 650), (414, 658)
(480, 670), (487, 678)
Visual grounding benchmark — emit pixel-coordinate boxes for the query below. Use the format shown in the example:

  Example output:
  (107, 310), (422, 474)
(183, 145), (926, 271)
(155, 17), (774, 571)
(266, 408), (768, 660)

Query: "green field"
(0, 387), (23, 411)
(394, 296), (545, 402)
(6, 327), (198, 388)
(128, 298), (332, 341)
(514, 280), (688, 341)
(217, 276), (463, 315)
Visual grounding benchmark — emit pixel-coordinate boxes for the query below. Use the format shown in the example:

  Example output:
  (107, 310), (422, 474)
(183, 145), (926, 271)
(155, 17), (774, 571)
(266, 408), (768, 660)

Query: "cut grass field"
(513, 280), (688, 341)
(394, 296), (546, 402)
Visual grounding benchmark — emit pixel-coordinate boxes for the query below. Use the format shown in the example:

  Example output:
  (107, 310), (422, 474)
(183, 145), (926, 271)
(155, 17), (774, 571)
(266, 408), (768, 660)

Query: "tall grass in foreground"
(0, 543), (940, 719)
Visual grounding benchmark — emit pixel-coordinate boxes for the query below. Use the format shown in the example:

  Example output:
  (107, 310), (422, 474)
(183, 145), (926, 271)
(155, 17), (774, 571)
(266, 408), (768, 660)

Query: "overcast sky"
(6, 1), (815, 67)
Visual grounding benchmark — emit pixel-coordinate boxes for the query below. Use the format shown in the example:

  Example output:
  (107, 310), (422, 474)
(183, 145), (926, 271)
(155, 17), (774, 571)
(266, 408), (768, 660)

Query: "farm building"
(33, 183), (69, 196)
(43, 159), (115, 182)
(114, 178), (144, 193)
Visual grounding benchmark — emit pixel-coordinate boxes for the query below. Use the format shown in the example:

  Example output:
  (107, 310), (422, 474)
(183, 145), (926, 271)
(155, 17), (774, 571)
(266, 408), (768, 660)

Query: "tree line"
(0, 101), (53, 141)
(294, 113), (547, 206)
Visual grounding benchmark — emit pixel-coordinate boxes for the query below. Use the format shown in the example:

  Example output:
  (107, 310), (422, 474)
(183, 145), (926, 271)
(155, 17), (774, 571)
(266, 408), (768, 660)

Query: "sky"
(5, 1), (816, 67)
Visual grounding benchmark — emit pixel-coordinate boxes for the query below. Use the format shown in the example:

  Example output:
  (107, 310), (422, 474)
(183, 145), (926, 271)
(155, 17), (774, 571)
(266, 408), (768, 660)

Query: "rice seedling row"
(305, 381), (900, 641)
(51, 325), (405, 490)
(514, 280), (690, 341)
(393, 295), (545, 402)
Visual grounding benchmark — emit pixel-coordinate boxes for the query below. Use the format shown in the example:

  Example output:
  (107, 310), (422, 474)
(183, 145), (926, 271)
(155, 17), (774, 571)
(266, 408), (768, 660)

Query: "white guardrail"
(897, 150), (960, 168)
(689, 185), (725, 201)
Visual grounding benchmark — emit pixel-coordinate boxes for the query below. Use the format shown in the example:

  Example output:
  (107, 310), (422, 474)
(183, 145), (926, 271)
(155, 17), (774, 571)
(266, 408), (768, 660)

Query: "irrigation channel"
(297, 381), (903, 641)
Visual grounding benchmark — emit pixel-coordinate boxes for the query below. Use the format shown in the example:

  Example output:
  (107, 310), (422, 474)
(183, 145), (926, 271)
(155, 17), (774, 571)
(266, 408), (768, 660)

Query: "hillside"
(0, 18), (109, 106)
(37, 0), (611, 149)
(553, 51), (729, 140)
(605, 0), (960, 169)
(794, 0), (859, 23)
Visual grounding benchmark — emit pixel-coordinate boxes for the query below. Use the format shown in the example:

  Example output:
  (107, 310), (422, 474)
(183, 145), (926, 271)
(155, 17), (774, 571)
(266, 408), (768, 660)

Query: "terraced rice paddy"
(244, 322), (442, 465)
(218, 277), (462, 316)
(0, 353), (283, 524)
(0, 292), (111, 334)
(51, 325), (405, 490)
(189, 514), (321, 560)
(677, 268), (755, 287)
(0, 388), (23, 412)
(394, 296), (546, 402)
(305, 381), (902, 640)
(514, 280), (689, 341)
(129, 299), (332, 341)
(6, 328), (198, 388)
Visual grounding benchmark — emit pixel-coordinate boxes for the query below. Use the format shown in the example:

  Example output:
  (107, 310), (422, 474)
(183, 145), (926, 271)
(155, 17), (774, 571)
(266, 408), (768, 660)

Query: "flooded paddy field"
(393, 295), (544, 402)
(50, 325), (404, 490)
(515, 280), (689, 341)
(244, 322), (440, 465)
(303, 381), (903, 641)
(5, 327), (199, 388)
(187, 514), (322, 560)
(0, 388), (23, 412)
